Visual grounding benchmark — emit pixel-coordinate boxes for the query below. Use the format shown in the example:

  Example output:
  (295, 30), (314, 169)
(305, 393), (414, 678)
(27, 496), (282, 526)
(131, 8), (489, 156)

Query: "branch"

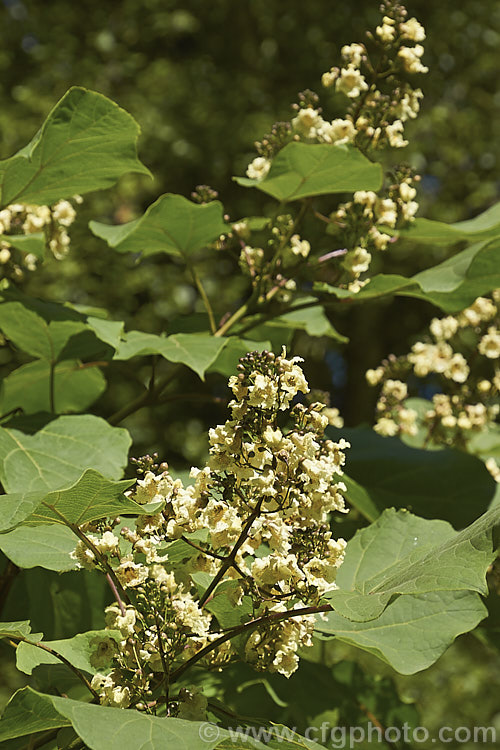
(170, 603), (332, 684)
(199, 499), (263, 607)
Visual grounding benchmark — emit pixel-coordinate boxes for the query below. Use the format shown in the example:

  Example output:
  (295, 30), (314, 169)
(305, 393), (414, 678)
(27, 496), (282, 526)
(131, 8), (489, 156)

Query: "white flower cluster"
(331, 176), (419, 290)
(0, 198), (80, 281)
(75, 350), (349, 713)
(367, 292), (500, 474)
(245, 4), (426, 181)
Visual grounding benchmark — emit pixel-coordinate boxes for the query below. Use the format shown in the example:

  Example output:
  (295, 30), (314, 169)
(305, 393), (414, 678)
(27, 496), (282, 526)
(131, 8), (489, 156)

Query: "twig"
(199, 499), (263, 607)
(8, 636), (99, 700)
(170, 603), (332, 684)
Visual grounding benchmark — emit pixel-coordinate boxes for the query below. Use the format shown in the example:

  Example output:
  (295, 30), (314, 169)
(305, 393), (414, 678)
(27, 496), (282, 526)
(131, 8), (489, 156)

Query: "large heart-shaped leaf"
(326, 506), (499, 622)
(0, 415), (131, 493)
(0, 359), (106, 415)
(0, 689), (268, 748)
(0, 469), (136, 530)
(397, 201), (500, 246)
(0, 525), (79, 571)
(235, 142), (383, 202)
(114, 330), (228, 380)
(15, 629), (122, 675)
(0, 87), (151, 207)
(317, 590), (485, 674)
(90, 193), (226, 261)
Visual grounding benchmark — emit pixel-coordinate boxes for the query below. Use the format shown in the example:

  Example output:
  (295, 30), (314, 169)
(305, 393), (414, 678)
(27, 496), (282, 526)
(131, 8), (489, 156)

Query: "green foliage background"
(0, 1), (499, 747)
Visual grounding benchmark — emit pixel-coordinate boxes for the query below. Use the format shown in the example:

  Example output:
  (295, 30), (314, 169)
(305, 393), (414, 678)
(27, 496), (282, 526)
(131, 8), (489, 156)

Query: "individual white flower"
(292, 107), (323, 138)
(369, 226), (392, 251)
(341, 43), (365, 66)
(400, 18), (426, 42)
(376, 17), (397, 42)
(478, 327), (500, 359)
(337, 65), (369, 98)
(444, 353), (470, 383)
(343, 246), (371, 275)
(429, 316), (459, 341)
(383, 379), (408, 400)
(52, 200), (76, 226)
(386, 119), (408, 148)
(458, 297), (497, 327)
(366, 367), (384, 385)
(115, 557), (149, 588)
(248, 372), (279, 409)
(289, 234), (310, 258)
(246, 156), (271, 181)
(398, 45), (428, 74)
(105, 604), (137, 637)
(317, 118), (356, 145)
(374, 417), (399, 436)
(398, 407), (418, 436)
(321, 68), (339, 88)
(375, 198), (398, 227)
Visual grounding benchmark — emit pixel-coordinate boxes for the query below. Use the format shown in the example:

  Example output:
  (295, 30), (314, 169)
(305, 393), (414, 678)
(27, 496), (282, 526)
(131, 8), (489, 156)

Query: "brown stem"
(9, 636), (99, 700)
(180, 535), (226, 561)
(44, 506), (131, 607)
(170, 603), (331, 684)
(108, 364), (183, 425)
(106, 573), (126, 616)
(199, 499), (263, 607)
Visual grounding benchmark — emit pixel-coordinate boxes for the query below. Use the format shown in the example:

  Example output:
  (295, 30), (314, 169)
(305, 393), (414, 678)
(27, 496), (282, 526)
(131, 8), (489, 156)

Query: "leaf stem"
(9, 635), (99, 700)
(108, 363), (183, 425)
(188, 264), (217, 334)
(45, 504), (131, 607)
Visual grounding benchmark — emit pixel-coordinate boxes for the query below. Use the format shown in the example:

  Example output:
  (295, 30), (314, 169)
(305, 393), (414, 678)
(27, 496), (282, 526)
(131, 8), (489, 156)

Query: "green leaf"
(0, 232), (46, 259)
(207, 338), (273, 377)
(0, 524), (79, 571)
(330, 426), (495, 526)
(314, 274), (414, 303)
(0, 302), (85, 360)
(0, 468), (137, 530)
(89, 193), (226, 261)
(0, 621), (33, 639)
(0, 287), (123, 357)
(397, 201), (500, 246)
(11, 692), (267, 750)
(15, 629), (122, 675)
(0, 688), (70, 742)
(114, 330), (228, 380)
(327, 506), (499, 622)
(0, 359), (106, 414)
(0, 414), (131, 493)
(401, 238), (500, 312)
(315, 239), (500, 314)
(205, 582), (254, 629)
(317, 590), (486, 674)
(234, 143), (383, 202)
(0, 87), (151, 207)
(264, 299), (347, 342)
